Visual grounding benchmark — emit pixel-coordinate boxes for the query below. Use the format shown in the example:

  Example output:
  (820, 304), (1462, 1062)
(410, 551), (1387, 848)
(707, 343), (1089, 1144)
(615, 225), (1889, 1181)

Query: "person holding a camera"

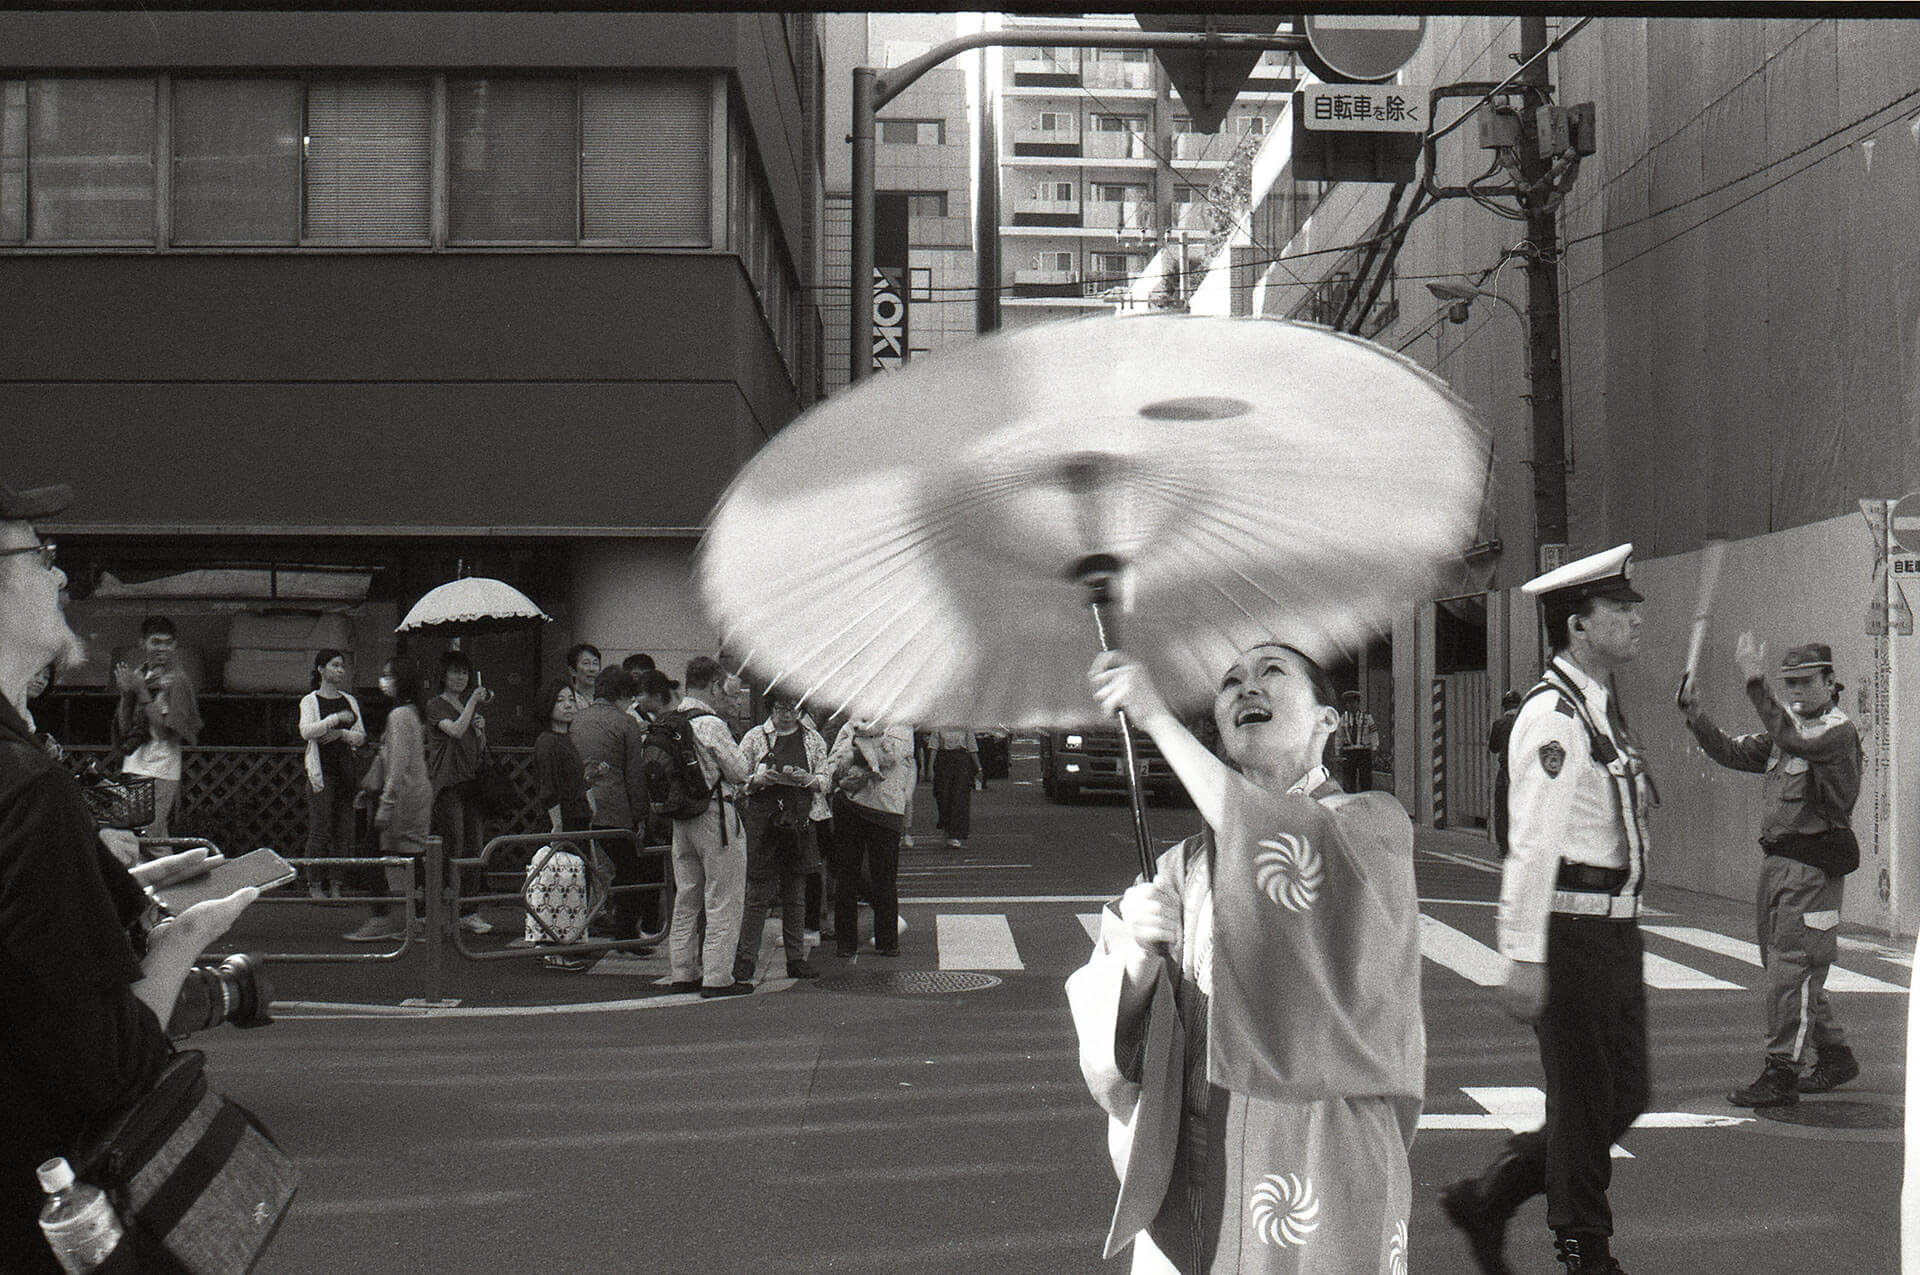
(0, 479), (263, 1272)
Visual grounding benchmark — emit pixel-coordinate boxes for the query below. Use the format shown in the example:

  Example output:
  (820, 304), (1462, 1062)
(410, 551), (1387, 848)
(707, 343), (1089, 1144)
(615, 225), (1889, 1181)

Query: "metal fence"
(67, 744), (548, 853)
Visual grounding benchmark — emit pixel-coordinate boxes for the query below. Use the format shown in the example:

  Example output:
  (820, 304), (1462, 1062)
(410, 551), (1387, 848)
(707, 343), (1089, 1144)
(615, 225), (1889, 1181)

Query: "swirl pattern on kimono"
(1388, 1218), (1409, 1275)
(1248, 1173), (1320, 1249)
(1254, 834), (1323, 913)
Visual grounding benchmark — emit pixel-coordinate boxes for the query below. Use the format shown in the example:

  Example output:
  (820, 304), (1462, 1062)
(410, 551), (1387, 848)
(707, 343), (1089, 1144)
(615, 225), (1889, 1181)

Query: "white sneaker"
(896, 914), (909, 936)
(804, 929), (821, 951)
(343, 917), (403, 943)
(459, 914), (494, 935)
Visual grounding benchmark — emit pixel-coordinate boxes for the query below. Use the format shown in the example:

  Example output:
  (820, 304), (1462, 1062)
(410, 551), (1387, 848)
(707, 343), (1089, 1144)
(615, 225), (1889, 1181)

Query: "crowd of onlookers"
(18, 615), (1001, 987)
(300, 640), (995, 991)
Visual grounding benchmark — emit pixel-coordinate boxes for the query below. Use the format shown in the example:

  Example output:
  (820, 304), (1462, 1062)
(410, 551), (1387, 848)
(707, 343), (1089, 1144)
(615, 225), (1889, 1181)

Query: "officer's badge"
(1539, 741), (1566, 777)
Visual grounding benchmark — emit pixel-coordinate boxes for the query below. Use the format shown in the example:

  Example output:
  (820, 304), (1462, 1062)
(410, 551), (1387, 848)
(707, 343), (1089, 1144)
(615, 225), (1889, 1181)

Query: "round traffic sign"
(1301, 14), (1428, 84)
(1893, 491), (1920, 553)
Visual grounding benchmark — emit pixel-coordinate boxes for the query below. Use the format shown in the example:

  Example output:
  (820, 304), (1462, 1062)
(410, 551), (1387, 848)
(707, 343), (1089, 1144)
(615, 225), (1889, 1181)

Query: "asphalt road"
(193, 747), (1904, 1274)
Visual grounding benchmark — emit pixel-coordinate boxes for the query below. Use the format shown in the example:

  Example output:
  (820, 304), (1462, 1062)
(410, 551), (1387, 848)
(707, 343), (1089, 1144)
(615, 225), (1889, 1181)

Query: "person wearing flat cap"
(0, 479), (261, 1269)
(1442, 544), (1652, 1275)
(1678, 636), (1864, 1109)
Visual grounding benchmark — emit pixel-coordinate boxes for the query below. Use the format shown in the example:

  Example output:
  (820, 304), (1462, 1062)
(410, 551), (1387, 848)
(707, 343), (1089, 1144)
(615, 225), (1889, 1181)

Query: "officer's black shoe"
(1438, 1178), (1514, 1275)
(1554, 1233), (1626, 1273)
(1800, 1044), (1860, 1094)
(1729, 1059), (1800, 1108)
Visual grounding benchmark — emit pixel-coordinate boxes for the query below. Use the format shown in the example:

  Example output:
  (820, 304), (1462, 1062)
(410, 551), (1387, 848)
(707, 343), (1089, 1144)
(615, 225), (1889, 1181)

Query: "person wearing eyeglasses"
(0, 480), (258, 1271)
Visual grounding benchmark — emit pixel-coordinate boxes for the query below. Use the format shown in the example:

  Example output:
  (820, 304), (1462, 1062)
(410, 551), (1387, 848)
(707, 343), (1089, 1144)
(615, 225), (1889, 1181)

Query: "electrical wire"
(1566, 90), (1920, 294)
(1563, 82), (1920, 252)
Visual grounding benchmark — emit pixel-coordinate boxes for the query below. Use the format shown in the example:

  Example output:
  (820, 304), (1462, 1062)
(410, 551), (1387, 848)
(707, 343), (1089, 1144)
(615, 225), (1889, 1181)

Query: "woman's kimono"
(1066, 769), (1425, 1274)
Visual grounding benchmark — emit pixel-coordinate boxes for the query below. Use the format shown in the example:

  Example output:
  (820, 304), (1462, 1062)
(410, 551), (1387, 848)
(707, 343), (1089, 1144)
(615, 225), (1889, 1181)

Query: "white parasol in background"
(397, 576), (551, 643)
(698, 315), (1488, 730)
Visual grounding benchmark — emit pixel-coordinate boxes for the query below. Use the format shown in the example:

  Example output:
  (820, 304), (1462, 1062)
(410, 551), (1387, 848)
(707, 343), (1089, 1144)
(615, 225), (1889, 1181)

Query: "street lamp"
(1426, 279), (1524, 325)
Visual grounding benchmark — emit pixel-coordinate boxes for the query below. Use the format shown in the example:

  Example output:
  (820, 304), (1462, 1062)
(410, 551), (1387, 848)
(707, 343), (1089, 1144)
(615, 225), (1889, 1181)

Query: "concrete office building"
(0, 10), (823, 745)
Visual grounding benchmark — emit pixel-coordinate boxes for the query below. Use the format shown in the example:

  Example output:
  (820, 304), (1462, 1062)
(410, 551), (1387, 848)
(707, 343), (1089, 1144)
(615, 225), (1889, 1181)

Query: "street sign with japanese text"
(1300, 83), (1426, 133)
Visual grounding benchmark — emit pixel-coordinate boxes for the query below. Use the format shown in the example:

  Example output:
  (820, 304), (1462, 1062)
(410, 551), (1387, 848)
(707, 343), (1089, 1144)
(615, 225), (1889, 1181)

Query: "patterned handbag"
(75, 1049), (299, 1274)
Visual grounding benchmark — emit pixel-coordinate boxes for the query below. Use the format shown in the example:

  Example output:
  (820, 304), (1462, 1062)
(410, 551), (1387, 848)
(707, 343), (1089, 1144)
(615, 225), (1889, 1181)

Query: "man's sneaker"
(666, 979), (702, 994)
(543, 955), (590, 972)
(1729, 1059), (1799, 1108)
(1438, 1178), (1515, 1275)
(786, 959), (820, 979)
(342, 917), (403, 943)
(699, 980), (754, 999)
(459, 914), (493, 935)
(946, 838), (963, 849)
(1800, 1044), (1861, 1093)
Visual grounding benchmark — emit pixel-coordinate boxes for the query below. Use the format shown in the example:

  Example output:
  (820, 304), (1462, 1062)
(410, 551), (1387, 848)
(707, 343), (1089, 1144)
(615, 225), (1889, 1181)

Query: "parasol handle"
(1080, 560), (1158, 883)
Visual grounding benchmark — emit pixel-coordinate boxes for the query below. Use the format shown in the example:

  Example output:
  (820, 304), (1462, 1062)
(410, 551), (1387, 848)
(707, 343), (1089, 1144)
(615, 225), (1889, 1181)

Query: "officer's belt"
(1552, 863), (1638, 919)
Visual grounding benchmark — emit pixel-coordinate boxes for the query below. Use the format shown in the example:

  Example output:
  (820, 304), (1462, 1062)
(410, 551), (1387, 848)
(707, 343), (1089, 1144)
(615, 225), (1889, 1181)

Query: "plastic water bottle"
(36, 1158), (124, 1273)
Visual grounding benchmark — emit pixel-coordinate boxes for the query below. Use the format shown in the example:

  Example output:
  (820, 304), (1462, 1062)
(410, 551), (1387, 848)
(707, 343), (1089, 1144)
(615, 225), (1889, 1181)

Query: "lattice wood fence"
(65, 745), (545, 857)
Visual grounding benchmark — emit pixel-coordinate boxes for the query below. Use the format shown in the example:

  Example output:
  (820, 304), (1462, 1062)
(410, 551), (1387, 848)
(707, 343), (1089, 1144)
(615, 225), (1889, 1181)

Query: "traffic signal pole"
(848, 26), (1305, 384)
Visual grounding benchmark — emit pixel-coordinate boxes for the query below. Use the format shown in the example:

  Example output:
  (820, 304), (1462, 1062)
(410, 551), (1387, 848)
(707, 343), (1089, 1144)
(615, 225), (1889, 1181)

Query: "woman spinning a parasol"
(1069, 642), (1424, 1275)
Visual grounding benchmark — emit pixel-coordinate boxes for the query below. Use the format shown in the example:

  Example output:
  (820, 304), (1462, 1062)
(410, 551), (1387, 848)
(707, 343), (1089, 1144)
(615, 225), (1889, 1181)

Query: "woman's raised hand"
(1087, 650), (1172, 727)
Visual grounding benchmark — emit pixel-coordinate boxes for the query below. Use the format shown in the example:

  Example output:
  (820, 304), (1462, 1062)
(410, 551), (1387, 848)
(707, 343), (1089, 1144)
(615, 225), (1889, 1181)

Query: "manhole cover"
(1758, 1099), (1903, 1131)
(814, 970), (1003, 996)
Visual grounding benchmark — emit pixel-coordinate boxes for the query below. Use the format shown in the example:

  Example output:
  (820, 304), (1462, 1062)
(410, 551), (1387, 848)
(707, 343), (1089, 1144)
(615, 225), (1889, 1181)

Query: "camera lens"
(217, 953), (275, 1030)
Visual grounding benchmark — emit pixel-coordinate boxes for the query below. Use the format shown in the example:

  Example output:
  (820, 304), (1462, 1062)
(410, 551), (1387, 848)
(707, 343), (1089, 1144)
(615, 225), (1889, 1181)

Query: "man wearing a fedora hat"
(1680, 634), (1864, 1109)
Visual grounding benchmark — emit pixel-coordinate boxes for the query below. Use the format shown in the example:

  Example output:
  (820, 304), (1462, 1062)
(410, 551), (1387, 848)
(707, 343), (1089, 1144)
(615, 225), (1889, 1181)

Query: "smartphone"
(150, 848), (296, 917)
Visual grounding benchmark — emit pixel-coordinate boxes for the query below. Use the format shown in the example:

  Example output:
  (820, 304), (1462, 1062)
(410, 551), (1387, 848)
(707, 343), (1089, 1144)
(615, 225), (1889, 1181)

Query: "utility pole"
(1517, 16), (1569, 569)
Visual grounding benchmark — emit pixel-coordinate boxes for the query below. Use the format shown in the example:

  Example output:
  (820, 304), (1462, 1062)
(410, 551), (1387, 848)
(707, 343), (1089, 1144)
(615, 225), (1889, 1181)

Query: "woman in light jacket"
(825, 719), (914, 957)
(298, 648), (366, 899)
(344, 655), (433, 943)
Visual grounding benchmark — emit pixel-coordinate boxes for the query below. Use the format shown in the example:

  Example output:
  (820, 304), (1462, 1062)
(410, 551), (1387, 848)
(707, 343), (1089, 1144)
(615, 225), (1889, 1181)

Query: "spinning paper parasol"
(397, 576), (551, 642)
(698, 315), (1487, 873)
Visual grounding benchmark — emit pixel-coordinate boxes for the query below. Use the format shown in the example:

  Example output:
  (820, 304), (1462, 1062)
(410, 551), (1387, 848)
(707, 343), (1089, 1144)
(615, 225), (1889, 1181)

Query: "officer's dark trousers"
(1495, 914), (1650, 1241)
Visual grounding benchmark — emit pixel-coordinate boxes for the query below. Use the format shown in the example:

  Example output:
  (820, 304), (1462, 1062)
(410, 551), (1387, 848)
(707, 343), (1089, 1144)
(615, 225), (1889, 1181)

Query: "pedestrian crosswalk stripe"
(1640, 950), (1741, 990)
(1643, 924), (1906, 993)
(937, 914), (1025, 971)
(1418, 916), (1506, 986)
(1421, 1087), (1750, 1148)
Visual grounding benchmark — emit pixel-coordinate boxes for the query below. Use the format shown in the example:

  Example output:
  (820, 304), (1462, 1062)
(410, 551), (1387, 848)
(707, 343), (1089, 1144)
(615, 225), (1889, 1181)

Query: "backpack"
(642, 708), (718, 820)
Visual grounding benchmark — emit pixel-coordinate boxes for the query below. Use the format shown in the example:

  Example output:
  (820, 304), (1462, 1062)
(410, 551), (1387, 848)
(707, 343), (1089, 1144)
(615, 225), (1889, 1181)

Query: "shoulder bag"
(74, 1049), (299, 1274)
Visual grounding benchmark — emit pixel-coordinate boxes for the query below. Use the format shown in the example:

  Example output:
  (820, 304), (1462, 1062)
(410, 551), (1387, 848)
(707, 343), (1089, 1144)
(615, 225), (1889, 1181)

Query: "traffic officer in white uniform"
(1441, 544), (1652, 1275)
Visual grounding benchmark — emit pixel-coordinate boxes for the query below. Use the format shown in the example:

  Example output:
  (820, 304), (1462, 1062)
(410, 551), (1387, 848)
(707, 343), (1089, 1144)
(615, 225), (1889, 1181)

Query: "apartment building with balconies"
(990, 13), (1292, 325)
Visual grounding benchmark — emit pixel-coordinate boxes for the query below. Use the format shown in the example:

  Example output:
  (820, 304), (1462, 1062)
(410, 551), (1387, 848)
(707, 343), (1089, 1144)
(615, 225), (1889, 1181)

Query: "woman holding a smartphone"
(426, 650), (492, 934)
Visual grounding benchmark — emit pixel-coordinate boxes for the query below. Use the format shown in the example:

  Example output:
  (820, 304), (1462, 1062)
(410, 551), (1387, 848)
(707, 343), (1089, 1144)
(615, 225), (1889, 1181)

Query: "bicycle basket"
(82, 775), (156, 830)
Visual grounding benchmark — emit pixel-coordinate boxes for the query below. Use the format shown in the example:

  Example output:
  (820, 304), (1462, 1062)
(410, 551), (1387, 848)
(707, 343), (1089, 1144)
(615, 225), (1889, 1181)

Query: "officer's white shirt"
(1496, 656), (1634, 965)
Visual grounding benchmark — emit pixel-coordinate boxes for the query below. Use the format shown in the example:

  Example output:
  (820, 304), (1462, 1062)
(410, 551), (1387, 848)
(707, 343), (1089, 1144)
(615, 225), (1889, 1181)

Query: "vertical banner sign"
(1859, 500), (1895, 930)
(872, 192), (911, 374)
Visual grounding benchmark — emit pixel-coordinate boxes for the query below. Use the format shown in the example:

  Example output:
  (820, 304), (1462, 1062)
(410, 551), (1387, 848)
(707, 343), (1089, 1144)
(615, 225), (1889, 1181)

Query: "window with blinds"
(447, 76), (578, 243)
(303, 78), (430, 245)
(580, 75), (709, 246)
(0, 82), (25, 241)
(172, 79), (302, 244)
(27, 78), (156, 243)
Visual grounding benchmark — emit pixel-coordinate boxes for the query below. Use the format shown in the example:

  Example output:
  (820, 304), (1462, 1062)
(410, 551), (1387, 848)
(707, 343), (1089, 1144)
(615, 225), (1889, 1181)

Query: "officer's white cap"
(1520, 543), (1645, 605)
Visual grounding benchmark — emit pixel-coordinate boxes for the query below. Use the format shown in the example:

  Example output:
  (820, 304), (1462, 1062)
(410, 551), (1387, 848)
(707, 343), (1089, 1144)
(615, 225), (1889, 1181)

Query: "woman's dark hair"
(384, 655), (429, 715)
(536, 678), (573, 727)
(310, 648), (349, 691)
(1213, 643), (1341, 770)
(437, 649), (473, 689)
